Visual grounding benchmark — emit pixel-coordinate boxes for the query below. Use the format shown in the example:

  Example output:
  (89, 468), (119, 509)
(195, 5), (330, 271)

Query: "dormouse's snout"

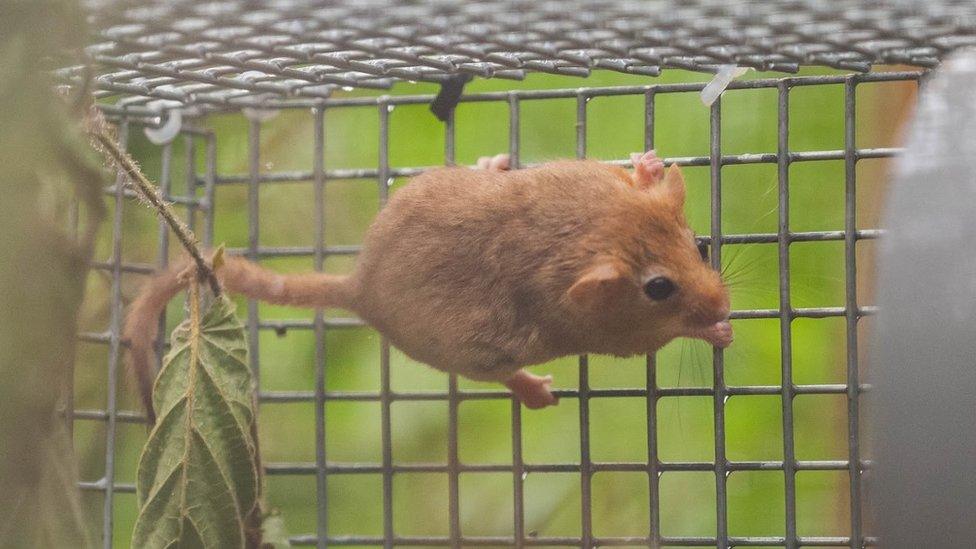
(679, 261), (731, 327)
(688, 279), (731, 325)
(678, 265), (733, 349)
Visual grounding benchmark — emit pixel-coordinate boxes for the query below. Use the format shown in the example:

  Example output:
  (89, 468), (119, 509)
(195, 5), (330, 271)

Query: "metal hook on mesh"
(430, 74), (473, 122)
(143, 106), (183, 145)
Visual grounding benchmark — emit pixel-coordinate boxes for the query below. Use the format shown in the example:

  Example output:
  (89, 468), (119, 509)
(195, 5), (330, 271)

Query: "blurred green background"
(73, 67), (911, 546)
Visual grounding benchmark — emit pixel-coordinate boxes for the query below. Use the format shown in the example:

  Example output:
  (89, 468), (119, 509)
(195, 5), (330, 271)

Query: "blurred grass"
(73, 67), (912, 546)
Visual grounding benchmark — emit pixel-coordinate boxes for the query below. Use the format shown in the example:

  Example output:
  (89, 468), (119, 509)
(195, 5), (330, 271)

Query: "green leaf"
(133, 295), (258, 549)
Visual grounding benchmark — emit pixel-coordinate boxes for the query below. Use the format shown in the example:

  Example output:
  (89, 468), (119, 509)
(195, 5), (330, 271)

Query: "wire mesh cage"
(62, 1), (976, 548)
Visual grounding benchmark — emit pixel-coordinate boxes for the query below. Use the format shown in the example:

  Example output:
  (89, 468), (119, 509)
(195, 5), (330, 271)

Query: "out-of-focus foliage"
(0, 1), (103, 547)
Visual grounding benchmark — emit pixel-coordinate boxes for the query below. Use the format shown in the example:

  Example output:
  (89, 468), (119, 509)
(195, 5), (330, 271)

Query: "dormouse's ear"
(567, 261), (632, 308)
(660, 164), (686, 207)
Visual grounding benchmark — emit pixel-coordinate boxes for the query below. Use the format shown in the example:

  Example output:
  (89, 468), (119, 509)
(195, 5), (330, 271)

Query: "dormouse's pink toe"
(632, 150), (665, 187)
(489, 153), (511, 171)
(477, 153), (511, 171)
(505, 370), (559, 409)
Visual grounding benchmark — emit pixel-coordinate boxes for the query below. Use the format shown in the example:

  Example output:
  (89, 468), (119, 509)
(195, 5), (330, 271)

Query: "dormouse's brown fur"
(125, 151), (731, 421)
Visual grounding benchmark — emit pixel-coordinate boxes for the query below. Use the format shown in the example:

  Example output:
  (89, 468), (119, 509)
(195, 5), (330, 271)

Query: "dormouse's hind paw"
(476, 153), (511, 171)
(630, 150), (665, 189)
(504, 369), (558, 409)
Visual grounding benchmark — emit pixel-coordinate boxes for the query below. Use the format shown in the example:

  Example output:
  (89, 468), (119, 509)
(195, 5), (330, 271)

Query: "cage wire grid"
(63, 0), (976, 124)
(72, 69), (920, 549)
(61, 0), (963, 547)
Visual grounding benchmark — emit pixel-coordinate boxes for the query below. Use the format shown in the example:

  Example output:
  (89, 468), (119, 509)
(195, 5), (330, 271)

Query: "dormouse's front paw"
(476, 153), (511, 171)
(504, 369), (558, 409)
(631, 150), (665, 188)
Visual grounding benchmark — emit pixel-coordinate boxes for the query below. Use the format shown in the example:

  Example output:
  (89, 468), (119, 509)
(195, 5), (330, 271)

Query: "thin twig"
(86, 113), (221, 297)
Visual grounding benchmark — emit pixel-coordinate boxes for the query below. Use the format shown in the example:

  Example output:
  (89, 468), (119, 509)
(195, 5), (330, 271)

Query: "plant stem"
(89, 122), (221, 297)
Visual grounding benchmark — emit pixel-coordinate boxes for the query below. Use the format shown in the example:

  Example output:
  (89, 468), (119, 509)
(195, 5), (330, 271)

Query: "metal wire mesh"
(60, 1), (955, 547)
(73, 69), (921, 548)
(60, 0), (971, 121)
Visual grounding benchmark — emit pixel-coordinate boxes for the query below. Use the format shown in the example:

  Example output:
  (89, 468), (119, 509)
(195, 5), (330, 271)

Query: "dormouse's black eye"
(696, 239), (709, 262)
(644, 277), (676, 301)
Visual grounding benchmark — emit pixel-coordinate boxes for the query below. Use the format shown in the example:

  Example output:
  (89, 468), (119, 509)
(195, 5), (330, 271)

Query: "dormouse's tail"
(123, 254), (355, 424)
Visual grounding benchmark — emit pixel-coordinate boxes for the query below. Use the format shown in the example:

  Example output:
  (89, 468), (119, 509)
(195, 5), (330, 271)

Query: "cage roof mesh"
(65, 0), (976, 116)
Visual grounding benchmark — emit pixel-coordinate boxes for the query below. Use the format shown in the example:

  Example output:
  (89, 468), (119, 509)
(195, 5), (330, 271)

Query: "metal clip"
(143, 108), (183, 145)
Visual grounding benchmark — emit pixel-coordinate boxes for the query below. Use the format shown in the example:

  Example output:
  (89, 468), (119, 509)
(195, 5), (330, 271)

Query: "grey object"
(62, 0), (976, 121)
(868, 50), (976, 548)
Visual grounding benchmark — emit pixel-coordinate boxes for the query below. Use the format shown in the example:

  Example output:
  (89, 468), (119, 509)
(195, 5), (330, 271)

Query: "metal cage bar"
(203, 133), (218, 248)
(74, 70), (920, 548)
(444, 110), (462, 549)
(777, 80), (799, 549)
(313, 105), (329, 549)
(644, 88), (662, 549)
(184, 135), (198, 234)
(376, 98), (395, 549)
(575, 91), (594, 549)
(248, 118), (262, 391)
(101, 119), (128, 549)
(843, 76), (863, 549)
(709, 97), (729, 549)
(153, 143), (173, 374)
(508, 93), (527, 549)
